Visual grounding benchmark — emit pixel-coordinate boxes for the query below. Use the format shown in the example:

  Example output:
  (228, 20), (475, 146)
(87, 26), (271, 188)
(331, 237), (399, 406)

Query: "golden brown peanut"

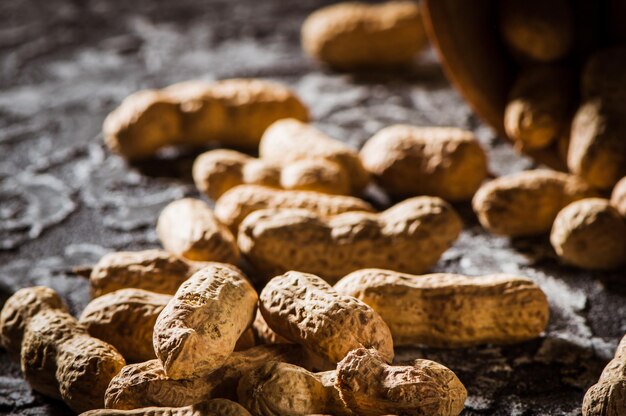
(79, 289), (171, 362)
(334, 269), (549, 347)
(103, 79), (309, 160)
(192, 149), (350, 200)
(214, 184), (374, 232)
(504, 66), (574, 150)
(259, 271), (394, 365)
(156, 198), (239, 263)
(301, 1), (428, 70)
(336, 348), (467, 416)
(359, 125), (488, 201)
(105, 344), (304, 409)
(239, 197), (462, 283)
(611, 177), (626, 218)
(499, 0), (574, 62)
(581, 47), (626, 108)
(259, 118), (370, 192)
(81, 399), (252, 416)
(582, 334), (626, 416)
(550, 198), (626, 270)
(153, 265), (258, 379)
(472, 170), (597, 237)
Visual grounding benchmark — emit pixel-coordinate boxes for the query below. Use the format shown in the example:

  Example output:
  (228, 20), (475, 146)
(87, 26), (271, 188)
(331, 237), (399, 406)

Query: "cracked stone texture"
(0, 0), (625, 415)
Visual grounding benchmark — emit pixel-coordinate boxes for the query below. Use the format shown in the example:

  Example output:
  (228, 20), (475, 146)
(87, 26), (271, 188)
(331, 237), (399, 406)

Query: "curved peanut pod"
(259, 271), (394, 364)
(239, 196), (462, 283)
(582, 334), (626, 416)
(153, 265), (258, 379)
(81, 399), (252, 416)
(334, 269), (549, 347)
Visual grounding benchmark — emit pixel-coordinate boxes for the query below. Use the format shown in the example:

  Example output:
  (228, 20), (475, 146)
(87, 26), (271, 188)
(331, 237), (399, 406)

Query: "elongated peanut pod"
(81, 399), (251, 416)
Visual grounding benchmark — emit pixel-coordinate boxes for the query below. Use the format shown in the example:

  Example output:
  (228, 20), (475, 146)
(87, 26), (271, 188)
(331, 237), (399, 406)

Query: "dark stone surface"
(0, 0), (624, 414)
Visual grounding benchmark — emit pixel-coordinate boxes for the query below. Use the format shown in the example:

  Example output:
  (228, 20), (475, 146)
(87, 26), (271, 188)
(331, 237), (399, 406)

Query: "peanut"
(301, 1), (428, 70)
(582, 334), (626, 416)
(334, 269), (549, 347)
(259, 118), (370, 193)
(359, 125), (488, 201)
(103, 79), (308, 160)
(472, 170), (596, 236)
(153, 265), (257, 379)
(81, 399), (251, 416)
(156, 198), (239, 263)
(550, 198), (626, 270)
(239, 197), (462, 283)
(0, 286), (125, 413)
(214, 184), (374, 232)
(611, 176), (626, 218)
(252, 309), (290, 345)
(259, 271), (394, 364)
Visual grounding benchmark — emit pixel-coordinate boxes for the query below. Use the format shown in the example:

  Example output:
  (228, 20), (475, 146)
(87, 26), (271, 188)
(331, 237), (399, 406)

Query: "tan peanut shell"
(359, 125), (488, 201)
(105, 344), (304, 409)
(499, 0), (574, 63)
(153, 265), (258, 379)
(611, 177), (626, 218)
(103, 79), (308, 160)
(550, 198), (626, 270)
(259, 271), (394, 365)
(334, 269), (549, 347)
(472, 170), (597, 236)
(582, 334), (626, 416)
(259, 118), (370, 192)
(81, 399), (252, 416)
(214, 184), (374, 232)
(239, 196), (462, 283)
(336, 348), (467, 416)
(192, 149), (350, 200)
(301, 1), (428, 70)
(156, 198), (239, 263)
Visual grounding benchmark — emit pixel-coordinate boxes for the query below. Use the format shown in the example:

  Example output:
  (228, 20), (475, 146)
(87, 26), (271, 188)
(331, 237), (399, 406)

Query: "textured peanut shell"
(472, 170), (597, 236)
(156, 198), (239, 263)
(582, 334), (626, 416)
(301, 1), (427, 70)
(611, 177), (626, 218)
(259, 271), (394, 364)
(336, 348), (467, 416)
(153, 265), (258, 379)
(239, 196), (462, 283)
(81, 399), (252, 416)
(259, 118), (370, 192)
(214, 184), (374, 232)
(550, 198), (626, 270)
(360, 125), (487, 201)
(79, 289), (172, 362)
(105, 344), (304, 409)
(103, 79), (308, 160)
(334, 270), (549, 347)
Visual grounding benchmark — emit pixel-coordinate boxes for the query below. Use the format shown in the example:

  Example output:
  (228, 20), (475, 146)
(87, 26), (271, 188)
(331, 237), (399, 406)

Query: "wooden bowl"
(422, 0), (567, 170)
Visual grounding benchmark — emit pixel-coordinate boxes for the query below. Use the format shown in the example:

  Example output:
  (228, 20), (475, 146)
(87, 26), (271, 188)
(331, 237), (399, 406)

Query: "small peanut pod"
(611, 176), (626, 218)
(359, 125), (488, 201)
(259, 118), (370, 193)
(105, 344), (304, 409)
(214, 184), (374, 232)
(103, 78), (309, 160)
(334, 269), (549, 347)
(239, 197), (462, 283)
(79, 289), (171, 362)
(550, 198), (626, 270)
(259, 271), (394, 364)
(156, 198), (239, 263)
(153, 265), (258, 379)
(192, 149), (350, 200)
(81, 399), (252, 416)
(582, 334), (626, 416)
(336, 348), (467, 416)
(301, 1), (428, 70)
(472, 170), (597, 237)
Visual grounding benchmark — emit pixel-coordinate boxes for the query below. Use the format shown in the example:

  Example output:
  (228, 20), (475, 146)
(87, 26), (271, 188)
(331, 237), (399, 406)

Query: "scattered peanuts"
(360, 125), (488, 201)
(472, 170), (597, 237)
(81, 399), (252, 416)
(239, 196), (462, 283)
(582, 334), (626, 416)
(103, 79), (308, 160)
(611, 176), (626, 218)
(334, 269), (549, 347)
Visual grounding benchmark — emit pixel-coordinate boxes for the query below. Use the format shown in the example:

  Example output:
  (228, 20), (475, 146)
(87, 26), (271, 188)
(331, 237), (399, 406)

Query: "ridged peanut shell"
(582, 334), (626, 416)
(81, 399), (251, 416)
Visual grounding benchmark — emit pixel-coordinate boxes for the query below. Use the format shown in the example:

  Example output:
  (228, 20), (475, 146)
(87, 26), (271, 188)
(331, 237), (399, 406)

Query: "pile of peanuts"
(2, 1), (625, 415)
